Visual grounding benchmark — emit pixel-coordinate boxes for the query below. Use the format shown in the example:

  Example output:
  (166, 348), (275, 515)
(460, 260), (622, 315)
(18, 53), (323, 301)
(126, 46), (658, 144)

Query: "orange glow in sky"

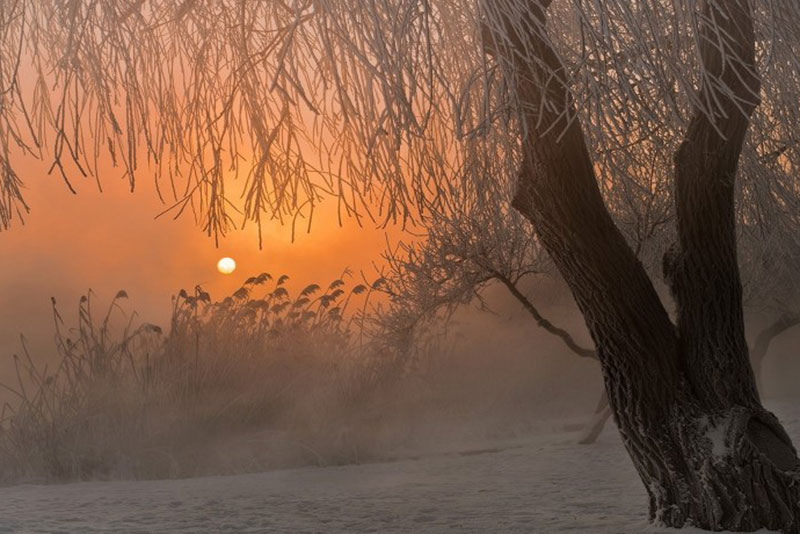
(0, 154), (403, 379)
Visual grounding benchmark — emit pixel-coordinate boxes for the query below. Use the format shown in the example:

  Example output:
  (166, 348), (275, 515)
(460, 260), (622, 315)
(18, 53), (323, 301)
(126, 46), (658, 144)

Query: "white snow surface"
(705, 414), (732, 460)
(1, 399), (796, 534)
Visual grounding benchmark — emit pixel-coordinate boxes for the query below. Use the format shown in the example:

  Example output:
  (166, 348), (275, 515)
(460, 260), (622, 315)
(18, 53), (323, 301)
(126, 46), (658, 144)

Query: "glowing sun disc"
(217, 257), (236, 274)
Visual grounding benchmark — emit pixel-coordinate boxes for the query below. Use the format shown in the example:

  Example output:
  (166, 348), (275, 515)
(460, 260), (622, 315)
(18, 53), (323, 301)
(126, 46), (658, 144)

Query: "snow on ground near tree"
(1, 399), (796, 533)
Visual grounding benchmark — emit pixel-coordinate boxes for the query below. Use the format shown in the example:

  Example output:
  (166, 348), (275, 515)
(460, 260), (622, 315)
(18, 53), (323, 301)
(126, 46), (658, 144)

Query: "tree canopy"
(5, 1), (800, 529)
(2, 0), (799, 247)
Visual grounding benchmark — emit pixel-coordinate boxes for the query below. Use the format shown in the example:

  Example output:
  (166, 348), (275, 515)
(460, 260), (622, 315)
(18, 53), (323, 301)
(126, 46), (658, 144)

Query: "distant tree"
(3, 0), (800, 530)
(373, 185), (611, 441)
(481, 2), (800, 530)
(374, 44), (800, 443)
(739, 186), (800, 391)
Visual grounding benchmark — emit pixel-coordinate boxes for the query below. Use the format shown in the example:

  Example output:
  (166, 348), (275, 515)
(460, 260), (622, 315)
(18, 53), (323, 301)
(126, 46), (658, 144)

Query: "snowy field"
(1, 399), (796, 534)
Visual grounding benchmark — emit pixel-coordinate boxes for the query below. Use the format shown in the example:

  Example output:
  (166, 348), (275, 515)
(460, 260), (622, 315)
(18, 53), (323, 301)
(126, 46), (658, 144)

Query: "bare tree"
(374, 185), (614, 439)
(3, 0), (800, 530)
(376, 180), (592, 350)
(740, 192), (800, 391)
(482, 0), (799, 530)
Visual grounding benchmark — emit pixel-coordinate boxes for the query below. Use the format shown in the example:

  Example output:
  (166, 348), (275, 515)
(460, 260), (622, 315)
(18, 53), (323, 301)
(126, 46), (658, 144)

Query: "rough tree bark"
(483, 0), (800, 531)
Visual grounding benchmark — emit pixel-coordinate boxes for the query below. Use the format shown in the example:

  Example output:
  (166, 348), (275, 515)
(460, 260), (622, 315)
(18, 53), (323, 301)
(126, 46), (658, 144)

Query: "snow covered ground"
(1, 399), (796, 533)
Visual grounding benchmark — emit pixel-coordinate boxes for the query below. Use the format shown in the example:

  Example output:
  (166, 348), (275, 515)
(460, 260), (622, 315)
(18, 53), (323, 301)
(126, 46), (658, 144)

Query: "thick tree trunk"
(482, 1), (800, 531)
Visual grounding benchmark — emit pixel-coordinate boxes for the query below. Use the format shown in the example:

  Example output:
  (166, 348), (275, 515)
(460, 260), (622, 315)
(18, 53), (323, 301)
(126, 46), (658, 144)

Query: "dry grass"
(0, 269), (569, 485)
(0, 274), (406, 483)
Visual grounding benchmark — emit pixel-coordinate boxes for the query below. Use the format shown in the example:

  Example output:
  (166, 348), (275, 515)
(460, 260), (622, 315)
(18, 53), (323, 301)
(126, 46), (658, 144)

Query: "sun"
(217, 257), (236, 275)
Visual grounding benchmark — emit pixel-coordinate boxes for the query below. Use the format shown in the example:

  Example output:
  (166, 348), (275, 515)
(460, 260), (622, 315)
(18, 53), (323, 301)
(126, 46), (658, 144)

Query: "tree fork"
(668, 0), (761, 411)
(482, 0), (800, 530)
(666, 0), (800, 493)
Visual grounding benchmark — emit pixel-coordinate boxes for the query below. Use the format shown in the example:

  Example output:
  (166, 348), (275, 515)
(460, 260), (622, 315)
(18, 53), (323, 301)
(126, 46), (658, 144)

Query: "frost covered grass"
(0, 272), (606, 486)
(0, 273), (560, 485)
(0, 275), (415, 483)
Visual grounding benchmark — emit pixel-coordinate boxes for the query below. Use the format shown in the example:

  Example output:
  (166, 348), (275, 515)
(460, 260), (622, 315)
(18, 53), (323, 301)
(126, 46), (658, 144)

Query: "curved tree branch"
(490, 270), (595, 360)
(482, 0), (682, 416)
(667, 0), (762, 410)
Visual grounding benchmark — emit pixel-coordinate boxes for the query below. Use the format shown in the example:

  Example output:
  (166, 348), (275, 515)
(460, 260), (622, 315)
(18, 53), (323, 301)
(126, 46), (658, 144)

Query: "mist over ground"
(0, 173), (620, 483)
(0, 170), (390, 407)
(0, 277), (603, 480)
(2, 243), (797, 483)
(1, 155), (797, 534)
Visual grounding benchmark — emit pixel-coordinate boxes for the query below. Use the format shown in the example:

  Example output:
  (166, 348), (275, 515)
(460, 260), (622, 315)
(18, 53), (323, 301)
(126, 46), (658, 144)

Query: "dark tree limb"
(489, 270), (613, 444)
(483, 0), (800, 530)
(483, 3), (698, 521)
(490, 270), (595, 359)
(483, 0), (683, 416)
(667, 0), (762, 411)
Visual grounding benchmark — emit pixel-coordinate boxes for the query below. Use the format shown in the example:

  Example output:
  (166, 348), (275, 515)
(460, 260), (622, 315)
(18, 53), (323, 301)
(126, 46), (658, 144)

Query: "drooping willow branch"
(0, 0), (798, 252)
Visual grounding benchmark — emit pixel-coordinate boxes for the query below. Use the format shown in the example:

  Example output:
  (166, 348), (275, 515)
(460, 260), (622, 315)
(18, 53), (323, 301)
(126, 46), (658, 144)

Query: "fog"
(0, 167), (612, 481)
(4, 191), (797, 481)
(0, 160), (392, 402)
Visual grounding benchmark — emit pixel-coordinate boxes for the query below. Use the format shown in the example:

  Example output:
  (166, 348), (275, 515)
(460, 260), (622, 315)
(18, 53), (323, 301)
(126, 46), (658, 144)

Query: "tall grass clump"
(0, 273), (401, 483)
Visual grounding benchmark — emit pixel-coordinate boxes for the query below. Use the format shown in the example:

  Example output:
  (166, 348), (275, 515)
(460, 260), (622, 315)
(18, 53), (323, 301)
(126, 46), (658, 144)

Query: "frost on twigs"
(0, 1), (798, 248)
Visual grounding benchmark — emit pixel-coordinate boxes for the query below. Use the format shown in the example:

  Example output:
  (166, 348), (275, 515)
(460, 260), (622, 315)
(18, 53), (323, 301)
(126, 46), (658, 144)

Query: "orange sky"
(0, 155), (400, 378)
